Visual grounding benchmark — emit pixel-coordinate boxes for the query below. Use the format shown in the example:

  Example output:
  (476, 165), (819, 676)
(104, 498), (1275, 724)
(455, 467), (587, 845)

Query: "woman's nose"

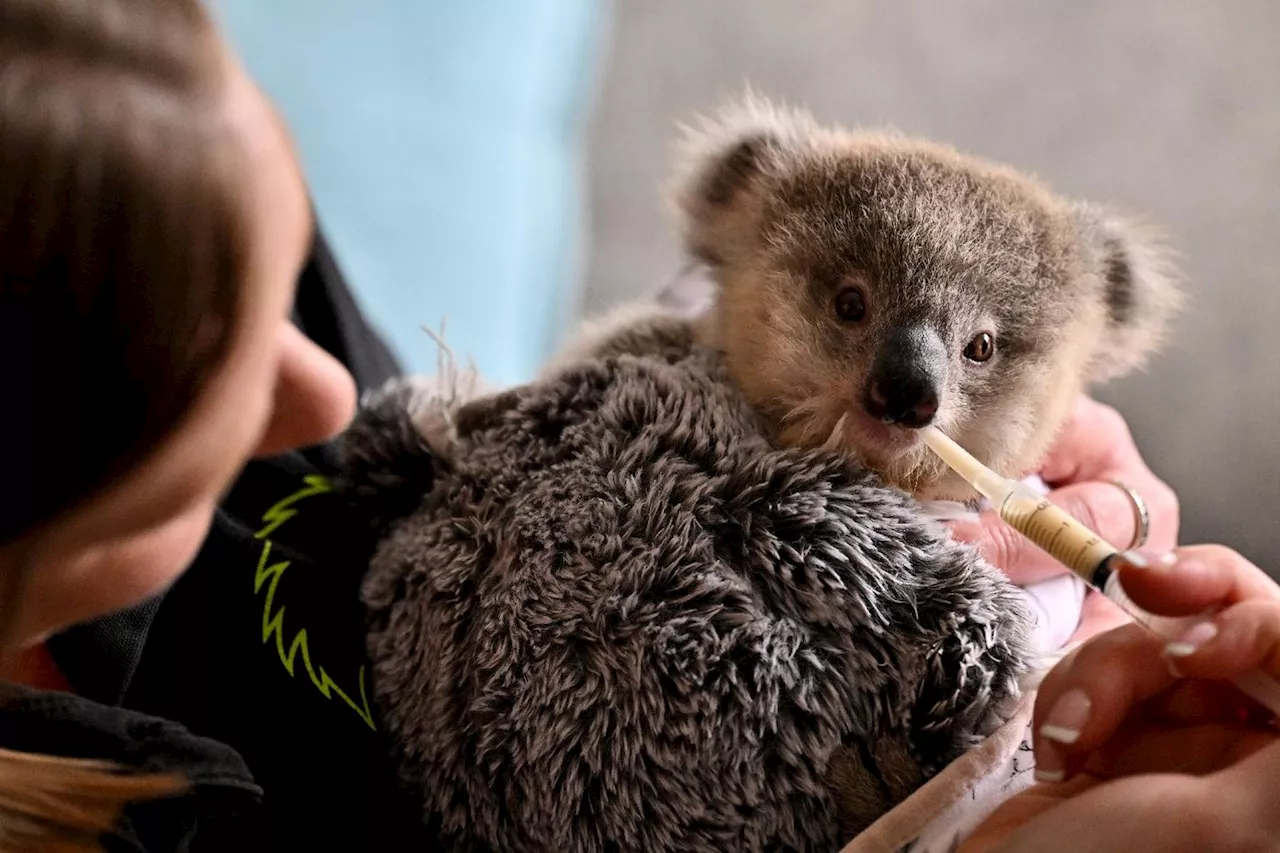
(253, 322), (357, 457)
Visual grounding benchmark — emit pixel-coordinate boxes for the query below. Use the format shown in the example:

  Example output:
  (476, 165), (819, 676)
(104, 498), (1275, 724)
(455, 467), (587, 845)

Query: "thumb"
(948, 510), (1070, 585)
(949, 479), (1145, 586)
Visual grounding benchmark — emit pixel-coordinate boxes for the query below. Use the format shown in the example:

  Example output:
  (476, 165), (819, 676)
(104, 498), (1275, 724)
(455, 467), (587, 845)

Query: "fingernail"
(1040, 688), (1092, 745)
(1116, 549), (1177, 571)
(1035, 740), (1066, 783)
(1164, 620), (1218, 660)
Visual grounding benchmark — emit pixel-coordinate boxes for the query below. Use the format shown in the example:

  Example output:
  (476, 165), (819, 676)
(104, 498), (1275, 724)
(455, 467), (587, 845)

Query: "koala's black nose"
(862, 325), (947, 429)
(863, 376), (939, 428)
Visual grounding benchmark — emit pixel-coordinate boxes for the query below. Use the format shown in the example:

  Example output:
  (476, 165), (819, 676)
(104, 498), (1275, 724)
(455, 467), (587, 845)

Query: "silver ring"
(1109, 480), (1150, 551)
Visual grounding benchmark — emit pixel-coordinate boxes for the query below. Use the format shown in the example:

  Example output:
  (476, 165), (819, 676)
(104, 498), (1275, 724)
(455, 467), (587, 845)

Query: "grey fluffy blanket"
(338, 312), (1035, 852)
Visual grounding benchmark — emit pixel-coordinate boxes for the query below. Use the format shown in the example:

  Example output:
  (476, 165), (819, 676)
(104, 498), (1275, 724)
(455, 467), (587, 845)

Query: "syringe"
(921, 425), (1280, 718)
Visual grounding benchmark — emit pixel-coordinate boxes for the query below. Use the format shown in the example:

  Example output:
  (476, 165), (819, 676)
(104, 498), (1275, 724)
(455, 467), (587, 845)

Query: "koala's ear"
(1073, 204), (1185, 382)
(690, 133), (778, 208)
(669, 93), (810, 269)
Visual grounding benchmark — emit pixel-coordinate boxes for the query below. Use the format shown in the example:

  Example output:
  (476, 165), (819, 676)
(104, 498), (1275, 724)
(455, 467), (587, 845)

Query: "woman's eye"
(833, 287), (866, 323)
(963, 331), (996, 363)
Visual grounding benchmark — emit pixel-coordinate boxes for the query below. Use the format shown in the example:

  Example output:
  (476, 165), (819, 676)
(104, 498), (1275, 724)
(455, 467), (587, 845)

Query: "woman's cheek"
(14, 502), (216, 644)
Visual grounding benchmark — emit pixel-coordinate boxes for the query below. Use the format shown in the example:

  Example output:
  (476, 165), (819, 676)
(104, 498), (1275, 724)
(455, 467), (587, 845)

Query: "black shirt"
(0, 688), (266, 853)
(43, 229), (435, 851)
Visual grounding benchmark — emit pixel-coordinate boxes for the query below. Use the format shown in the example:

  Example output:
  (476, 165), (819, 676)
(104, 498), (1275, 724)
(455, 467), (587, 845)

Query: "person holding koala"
(0, 1), (422, 849)
(0, 0), (1272, 851)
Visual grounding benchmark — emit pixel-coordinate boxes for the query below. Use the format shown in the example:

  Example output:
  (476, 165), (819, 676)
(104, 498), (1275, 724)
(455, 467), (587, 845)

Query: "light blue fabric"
(213, 1), (608, 384)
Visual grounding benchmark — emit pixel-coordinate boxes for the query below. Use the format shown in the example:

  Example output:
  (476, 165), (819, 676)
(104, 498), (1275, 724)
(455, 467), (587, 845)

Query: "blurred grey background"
(579, 0), (1280, 568)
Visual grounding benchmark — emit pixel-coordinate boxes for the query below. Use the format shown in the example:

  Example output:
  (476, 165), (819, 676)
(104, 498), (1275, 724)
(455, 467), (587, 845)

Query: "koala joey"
(672, 94), (1182, 502)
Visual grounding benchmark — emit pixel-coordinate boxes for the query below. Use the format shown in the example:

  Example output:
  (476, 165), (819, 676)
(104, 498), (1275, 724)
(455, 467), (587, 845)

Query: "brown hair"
(0, 0), (255, 847)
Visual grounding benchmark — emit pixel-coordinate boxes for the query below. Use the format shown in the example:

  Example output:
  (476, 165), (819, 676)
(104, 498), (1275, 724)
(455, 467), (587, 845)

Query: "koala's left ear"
(1073, 204), (1185, 382)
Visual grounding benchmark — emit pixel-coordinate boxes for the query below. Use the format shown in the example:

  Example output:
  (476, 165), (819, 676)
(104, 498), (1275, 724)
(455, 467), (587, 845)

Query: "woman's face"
(2, 55), (358, 646)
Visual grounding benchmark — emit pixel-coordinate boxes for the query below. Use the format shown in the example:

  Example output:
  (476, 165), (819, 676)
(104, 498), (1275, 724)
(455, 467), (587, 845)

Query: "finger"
(1045, 480), (1165, 553)
(1217, 738), (1280, 843)
(1116, 545), (1280, 617)
(1033, 616), (1279, 784)
(1047, 476), (1178, 554)
(1162, 599), (1280, 685)
(1035, 397), (1181, 549)
(1151, 675), (1275, 727)
(949, 477), (1164, 586)
(1031, 623), (1176, 782)
(979, 773), (1232, 853)
(1038, 397), (1138, 486)
(1082, 719), (1277, 780)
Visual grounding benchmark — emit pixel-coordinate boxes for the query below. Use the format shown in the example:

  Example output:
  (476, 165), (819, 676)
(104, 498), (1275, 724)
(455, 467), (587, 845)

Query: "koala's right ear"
(670, 93), (810, 269)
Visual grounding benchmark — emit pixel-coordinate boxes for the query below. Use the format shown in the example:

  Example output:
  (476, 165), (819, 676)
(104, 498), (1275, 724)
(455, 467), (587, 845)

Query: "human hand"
(959, 545), (1280, 853)
(948, 395), (1180, 641)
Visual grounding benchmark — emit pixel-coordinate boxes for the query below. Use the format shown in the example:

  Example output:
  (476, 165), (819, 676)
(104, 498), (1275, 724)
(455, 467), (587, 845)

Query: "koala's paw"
(361, 366), (490, 448)
(336, 376), (454, 530)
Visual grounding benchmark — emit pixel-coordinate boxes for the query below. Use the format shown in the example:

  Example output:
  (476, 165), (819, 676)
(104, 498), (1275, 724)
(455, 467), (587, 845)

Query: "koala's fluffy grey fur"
(338, 94), (1181, 852)
(673, 93), (1181, 500)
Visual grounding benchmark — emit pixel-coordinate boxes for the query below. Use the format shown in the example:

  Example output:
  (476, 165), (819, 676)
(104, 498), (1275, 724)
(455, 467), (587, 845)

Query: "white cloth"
(839, 696), (1039, 853)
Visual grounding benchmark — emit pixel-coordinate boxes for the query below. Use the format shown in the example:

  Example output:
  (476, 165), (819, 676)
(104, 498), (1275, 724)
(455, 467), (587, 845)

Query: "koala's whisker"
(822, 414), (849, 453)
(777, 401), (816, 426)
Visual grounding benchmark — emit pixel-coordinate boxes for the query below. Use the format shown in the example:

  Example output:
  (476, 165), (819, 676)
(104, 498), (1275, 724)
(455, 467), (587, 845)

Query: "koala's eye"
(833, 286), (867, 323)
(964, 332), (996, 363)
